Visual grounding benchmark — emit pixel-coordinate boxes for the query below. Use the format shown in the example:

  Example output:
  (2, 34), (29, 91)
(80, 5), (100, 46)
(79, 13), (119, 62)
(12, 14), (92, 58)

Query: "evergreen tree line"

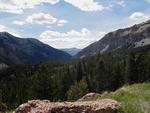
(0, 52), (150, 111)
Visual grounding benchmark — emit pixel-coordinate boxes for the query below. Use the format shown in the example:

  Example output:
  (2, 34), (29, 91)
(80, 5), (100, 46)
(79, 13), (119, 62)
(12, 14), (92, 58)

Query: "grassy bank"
(86, 83), (150, 113)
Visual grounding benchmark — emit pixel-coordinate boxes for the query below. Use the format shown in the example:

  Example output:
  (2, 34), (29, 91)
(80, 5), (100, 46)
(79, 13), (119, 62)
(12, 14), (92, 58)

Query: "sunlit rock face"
(14, 99), (119, 113)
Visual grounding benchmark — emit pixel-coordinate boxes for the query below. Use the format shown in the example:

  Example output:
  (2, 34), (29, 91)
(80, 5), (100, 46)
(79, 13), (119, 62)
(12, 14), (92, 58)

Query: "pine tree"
(0, 89), (2, 103)
(76, 61), (83, 82)
(125, 53), (136, 84)
(145, 54), (150, 82)
(113, 64), (123, 90)
(29, 64), (52, 100)
(95, 58), (107, 92)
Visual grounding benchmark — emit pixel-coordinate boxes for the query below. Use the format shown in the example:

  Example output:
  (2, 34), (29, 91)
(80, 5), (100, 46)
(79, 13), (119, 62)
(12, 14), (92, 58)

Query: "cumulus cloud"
(25, 13), (68, 26)
(13, 20), (25, 25)
(26, 13), (57, 24)
(129, 12), (149, 21)
(40, 28), (105, 48)
(64, 0), (104, 12)
(0, 25), (21, 37)
(0, 0), (59, 14)
(40, 28), (90, 38)
(57, 20), (68, 26)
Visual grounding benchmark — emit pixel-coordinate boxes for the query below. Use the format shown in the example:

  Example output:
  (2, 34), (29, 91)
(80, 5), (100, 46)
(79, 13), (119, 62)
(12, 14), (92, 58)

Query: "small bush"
(0, 103), (7, 112)
(67, 80), (88, 101)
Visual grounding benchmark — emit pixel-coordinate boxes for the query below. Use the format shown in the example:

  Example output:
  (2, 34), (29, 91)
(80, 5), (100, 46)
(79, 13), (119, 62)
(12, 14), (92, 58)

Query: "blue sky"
(0, 0), (150, 49)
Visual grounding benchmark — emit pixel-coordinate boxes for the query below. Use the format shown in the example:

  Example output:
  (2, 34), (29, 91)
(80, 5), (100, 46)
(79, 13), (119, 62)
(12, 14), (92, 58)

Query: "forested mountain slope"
(75, 20), (150, 58)
(0, 32), (71, 65)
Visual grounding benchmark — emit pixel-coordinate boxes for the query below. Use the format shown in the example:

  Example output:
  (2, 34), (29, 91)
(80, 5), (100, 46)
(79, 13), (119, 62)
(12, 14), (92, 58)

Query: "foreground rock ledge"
(14, 99), (119, 113)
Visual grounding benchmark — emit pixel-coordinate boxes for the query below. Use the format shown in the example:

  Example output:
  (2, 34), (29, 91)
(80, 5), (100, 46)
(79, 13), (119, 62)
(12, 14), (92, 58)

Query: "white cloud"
(46, 26), (52, 28)
(129, 12), (149, 21)
(106, 0), (126, 10)
(40, 28), (105, 48)
(40, 28), (90, 37)
(26, 13), (57, 24)
(64, 0), (104, 12)
(13, 20), (25, 25)
(0, 0), (59, 14)
(145, 0), (150, 3)
(57, 19), (68, 26)
(0, 25), (21, 37)
(117, 0), (126, 7)
(25, 13), (68, 26)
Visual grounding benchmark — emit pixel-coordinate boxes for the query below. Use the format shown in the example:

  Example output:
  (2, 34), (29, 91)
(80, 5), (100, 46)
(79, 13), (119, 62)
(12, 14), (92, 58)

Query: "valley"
(0, 15), (150, 113)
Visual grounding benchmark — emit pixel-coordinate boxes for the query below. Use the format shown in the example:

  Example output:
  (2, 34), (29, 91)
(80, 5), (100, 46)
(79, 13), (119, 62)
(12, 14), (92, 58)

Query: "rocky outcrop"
(14, 99), (119, 113)
(79, 93), (101, 101)
(74, 19), (150, 58)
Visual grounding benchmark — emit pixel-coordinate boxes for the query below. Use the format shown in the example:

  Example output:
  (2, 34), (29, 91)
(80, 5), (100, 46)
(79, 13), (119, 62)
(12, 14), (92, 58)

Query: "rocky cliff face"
(75, 20), (150, 58)
(0, 32), (71, 65)
(14, 99), (119, 113)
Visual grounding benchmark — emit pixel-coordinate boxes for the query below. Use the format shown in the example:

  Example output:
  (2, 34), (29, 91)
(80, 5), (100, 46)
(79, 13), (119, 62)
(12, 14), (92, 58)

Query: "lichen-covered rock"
(14, 99), (119, 113)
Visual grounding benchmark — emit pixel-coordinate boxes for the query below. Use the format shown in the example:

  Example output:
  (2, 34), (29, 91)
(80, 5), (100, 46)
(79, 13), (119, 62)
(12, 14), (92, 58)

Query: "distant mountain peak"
(61, 48), (81, 56)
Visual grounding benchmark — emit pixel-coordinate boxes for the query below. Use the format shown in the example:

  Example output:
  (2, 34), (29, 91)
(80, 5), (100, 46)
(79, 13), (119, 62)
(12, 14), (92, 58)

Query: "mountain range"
(75, 20), (150, 58)
(0, 32), (71, 65)
(1, 19), (150, 65)
(61, 48), (81, 56)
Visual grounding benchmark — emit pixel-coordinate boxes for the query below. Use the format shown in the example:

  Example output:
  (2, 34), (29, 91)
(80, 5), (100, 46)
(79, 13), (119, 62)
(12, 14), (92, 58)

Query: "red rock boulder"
(14, 99), (119, 113)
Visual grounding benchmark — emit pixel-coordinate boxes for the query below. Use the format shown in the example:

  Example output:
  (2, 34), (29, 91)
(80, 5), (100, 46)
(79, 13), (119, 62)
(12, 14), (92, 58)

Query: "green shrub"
(0, 103), (7, 112)
(67, 80), (88, 101)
